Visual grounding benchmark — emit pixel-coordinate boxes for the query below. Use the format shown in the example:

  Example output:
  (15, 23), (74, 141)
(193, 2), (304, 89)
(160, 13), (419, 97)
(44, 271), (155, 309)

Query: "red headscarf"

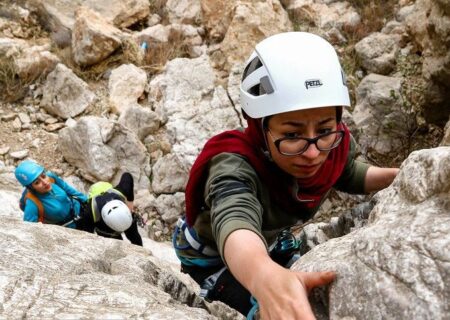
(185, 116), (350, 226)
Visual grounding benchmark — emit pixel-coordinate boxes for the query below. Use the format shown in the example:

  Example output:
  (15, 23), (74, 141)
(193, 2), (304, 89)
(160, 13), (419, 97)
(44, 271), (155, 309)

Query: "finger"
(302, 271), (336, 292)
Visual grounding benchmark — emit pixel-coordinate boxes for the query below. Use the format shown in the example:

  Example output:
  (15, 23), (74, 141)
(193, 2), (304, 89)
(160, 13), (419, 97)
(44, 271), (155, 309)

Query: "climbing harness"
(173, 217), (220, 257)
(199, 266), (227, 301)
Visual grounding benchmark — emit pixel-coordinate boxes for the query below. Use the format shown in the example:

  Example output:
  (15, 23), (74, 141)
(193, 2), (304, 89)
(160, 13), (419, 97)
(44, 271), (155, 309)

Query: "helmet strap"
(260, 117), (273, 162)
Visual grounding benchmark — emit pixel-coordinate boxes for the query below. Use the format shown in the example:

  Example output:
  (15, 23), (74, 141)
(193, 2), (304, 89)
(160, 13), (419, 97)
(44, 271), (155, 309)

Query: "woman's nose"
(301, 142), (321, 159)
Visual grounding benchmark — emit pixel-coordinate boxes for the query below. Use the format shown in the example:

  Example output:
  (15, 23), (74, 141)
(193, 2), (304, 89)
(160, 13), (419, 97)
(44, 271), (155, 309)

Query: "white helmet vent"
(242, 56), (262, 82)
(242, 56), (274, 97)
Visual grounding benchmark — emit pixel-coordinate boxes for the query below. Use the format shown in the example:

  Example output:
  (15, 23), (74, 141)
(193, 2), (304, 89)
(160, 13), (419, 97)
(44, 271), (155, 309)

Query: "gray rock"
(9, 149), (28, 159)
(118, 104), (160, 141)
(71, 6), (123, 67)
(41, 64), (96, 119)
(294, 147), (450, 320)
(352, 74), (407, 157)
(152, 153), (189, 194)
(154, 192), (185, 224)
(0, 217), (243, 319)
(166, 0), (202, 25)
(58, 116), (119, 181)
(58, 116), (151, 189)
(108, 64), (147, 115)
(355, 32), (400, 75)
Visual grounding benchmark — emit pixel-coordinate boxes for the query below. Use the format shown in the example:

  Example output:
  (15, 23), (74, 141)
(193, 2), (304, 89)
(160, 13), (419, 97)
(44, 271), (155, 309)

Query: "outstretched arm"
(224, 229), (335, 319)
(364, 166), (399, 193)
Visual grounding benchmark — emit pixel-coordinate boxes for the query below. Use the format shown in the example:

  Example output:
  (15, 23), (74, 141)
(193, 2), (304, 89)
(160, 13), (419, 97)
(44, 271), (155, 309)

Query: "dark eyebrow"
(281, 117), (336, 127)
(318, 117), (335, 125)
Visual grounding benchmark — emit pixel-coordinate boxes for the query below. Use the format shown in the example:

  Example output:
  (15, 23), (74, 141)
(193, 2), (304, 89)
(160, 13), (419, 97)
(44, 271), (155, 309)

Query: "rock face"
(293, 146), (450, 320)
(0, 216), (243, 319)
(406, 0), (450, 125)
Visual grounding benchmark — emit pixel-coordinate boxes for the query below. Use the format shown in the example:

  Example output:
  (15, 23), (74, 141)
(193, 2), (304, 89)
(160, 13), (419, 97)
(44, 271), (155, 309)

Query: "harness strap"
(199, 266), (227, 299)
(24, 192), (45, 223)
(23, 177), (56, 223)
(176, 217), (219, 257)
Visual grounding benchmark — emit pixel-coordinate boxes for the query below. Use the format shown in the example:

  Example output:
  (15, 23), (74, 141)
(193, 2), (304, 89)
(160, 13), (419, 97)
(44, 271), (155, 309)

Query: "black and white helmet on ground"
(240, 32), (350, 119)
(101, 199), (133, 232)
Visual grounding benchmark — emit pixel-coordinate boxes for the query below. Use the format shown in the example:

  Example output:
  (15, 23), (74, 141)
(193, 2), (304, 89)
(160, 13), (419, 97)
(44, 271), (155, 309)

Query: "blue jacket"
(23, 172), (88, 228)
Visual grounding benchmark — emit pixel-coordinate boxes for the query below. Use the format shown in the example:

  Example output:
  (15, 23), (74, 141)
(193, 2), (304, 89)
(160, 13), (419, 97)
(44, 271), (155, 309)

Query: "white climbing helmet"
(240, 32), (350, 118)
(101, 199), (133, 232)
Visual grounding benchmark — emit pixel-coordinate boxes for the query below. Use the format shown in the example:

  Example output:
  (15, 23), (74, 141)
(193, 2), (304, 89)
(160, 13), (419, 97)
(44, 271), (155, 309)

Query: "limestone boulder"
(0, 165), (22, 219)
(71, 6), (123, 67)
(108, 64), (148, 114)
(118, 104), (161, 141)
(151, 153), (189, 194)
(58, 116), (151, 189)
(284, 0), (361, 34)
(132, 23), (205, 63)
(153, 193), (185, 225)
(58, 116), (118, 181)
(41, 64), (96, 119)
(167, 0), (202, 25)
(355, 32), (401, 75)
(295, 146), (450, 320)
(352, 74), (409, 157)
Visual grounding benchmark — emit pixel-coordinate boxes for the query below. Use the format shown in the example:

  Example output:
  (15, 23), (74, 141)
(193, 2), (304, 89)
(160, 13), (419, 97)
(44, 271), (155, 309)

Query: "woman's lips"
(294, 163), (322, 173)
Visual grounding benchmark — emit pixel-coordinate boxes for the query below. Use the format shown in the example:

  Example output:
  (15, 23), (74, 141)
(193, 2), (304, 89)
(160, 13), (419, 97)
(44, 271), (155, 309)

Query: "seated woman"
(15, 160), (87, 228)
(76, 172), (143, 246)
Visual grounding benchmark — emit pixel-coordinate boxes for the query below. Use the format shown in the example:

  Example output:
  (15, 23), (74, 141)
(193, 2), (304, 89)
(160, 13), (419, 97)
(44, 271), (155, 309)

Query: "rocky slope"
(0, 0), (449, 318)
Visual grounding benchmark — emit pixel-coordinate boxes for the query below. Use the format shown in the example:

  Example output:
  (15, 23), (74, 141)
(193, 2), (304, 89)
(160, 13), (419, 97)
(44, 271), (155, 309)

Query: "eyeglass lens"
(279, 132), (342, 155)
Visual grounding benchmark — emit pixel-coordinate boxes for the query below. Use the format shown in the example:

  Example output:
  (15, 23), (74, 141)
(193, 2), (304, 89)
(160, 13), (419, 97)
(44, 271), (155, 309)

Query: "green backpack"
(88, 181), (114, 199)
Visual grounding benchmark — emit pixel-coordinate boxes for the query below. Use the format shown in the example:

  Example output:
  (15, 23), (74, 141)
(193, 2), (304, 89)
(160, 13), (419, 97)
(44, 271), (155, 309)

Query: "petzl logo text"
(305, 79), (323, 89)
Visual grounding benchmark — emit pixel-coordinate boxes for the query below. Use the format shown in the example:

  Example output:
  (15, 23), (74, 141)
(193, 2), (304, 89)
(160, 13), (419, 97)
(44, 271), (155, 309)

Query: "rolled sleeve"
(205, 153), (268, 259)
(334, 136), (370, 194)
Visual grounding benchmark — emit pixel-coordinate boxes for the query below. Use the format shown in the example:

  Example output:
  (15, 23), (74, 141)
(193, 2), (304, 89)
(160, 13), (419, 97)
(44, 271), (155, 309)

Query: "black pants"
(181, 264), (252, 315)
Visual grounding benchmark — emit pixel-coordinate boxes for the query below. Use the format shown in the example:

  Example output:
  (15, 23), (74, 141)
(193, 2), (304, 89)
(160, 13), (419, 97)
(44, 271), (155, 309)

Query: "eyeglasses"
(267, 130), (345, 156)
